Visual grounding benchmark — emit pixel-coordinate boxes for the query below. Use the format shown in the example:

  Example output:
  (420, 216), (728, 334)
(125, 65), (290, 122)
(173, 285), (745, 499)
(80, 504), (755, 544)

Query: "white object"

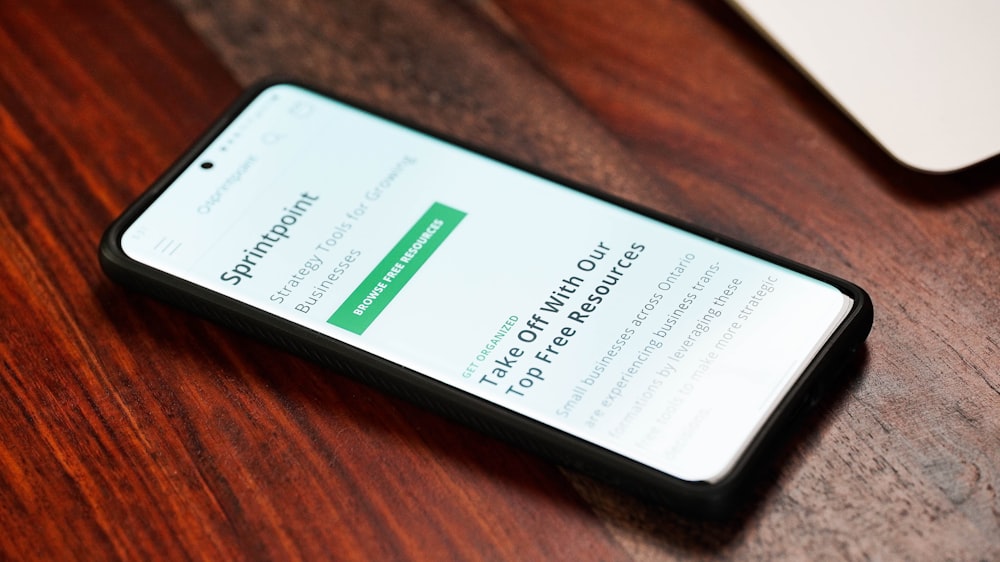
(728, 0), (1000, 173)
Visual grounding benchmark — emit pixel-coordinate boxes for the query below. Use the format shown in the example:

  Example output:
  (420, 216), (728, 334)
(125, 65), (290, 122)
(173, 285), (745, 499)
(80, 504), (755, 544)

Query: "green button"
(328, 202), (466, 334)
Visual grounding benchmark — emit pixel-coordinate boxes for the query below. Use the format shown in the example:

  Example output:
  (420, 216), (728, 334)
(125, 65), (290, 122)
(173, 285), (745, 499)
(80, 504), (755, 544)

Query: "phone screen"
(120, 84), (852, 483)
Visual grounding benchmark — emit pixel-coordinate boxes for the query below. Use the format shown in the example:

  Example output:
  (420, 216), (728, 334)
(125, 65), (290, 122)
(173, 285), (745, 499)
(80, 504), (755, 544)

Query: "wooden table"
(2, 0), (997, 559)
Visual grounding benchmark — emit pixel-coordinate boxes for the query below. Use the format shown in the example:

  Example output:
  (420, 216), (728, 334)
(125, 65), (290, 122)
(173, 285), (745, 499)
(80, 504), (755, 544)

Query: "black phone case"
(99, 79), (874, 518)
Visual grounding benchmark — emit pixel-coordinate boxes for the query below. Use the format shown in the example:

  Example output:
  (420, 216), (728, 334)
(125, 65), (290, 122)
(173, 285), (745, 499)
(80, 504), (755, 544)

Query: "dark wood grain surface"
(1, 0), (997, 559)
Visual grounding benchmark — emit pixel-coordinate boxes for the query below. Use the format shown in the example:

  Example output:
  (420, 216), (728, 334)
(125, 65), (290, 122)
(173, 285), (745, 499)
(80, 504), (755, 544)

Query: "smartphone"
(100, 81), (872, 516)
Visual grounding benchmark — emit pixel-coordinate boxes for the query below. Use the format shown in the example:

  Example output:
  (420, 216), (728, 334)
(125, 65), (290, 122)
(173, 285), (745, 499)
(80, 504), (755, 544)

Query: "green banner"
(328, 202), (466, 334)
